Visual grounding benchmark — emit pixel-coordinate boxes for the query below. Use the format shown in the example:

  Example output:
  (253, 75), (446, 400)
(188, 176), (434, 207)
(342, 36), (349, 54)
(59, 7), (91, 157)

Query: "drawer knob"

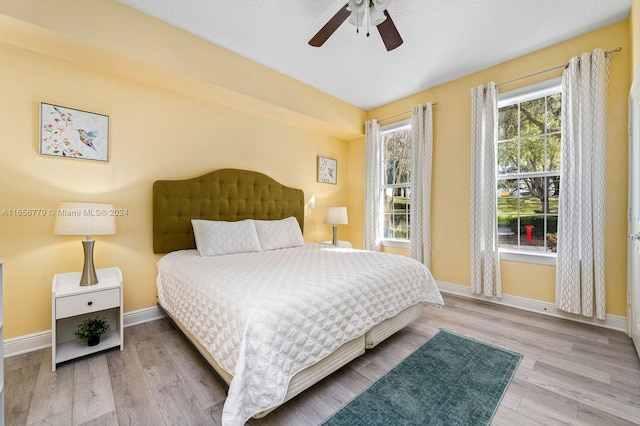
(87, 301), (93, 306)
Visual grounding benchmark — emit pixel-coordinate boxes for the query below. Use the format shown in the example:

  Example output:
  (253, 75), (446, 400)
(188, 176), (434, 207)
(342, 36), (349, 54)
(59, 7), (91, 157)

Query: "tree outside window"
(381, 125), (411, 241)
(497, 82), (561, 253)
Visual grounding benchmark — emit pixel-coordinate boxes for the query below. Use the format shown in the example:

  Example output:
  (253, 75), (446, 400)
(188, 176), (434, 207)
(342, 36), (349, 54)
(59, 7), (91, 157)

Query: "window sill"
(380, 239), (410, 249)
(499, 249), (556, 266)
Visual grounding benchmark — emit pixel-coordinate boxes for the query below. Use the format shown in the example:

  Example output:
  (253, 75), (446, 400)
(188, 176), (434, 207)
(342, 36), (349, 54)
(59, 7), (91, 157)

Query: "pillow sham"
(254, 217), (304, 250)
(191, 219), (262, 256)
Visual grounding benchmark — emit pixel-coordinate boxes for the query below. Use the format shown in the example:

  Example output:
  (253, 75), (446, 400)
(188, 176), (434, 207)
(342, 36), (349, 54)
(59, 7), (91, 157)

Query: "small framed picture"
(318, 156), (337, 184)
(40, 102), (109, 162)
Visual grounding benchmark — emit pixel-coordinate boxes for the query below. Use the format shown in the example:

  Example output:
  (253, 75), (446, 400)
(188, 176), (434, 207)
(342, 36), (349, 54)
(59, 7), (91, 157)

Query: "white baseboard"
(4, 306), (165, 358)
(122, 305), (165, 328)
(437, 281), (627, 332)
(5, 286), (628, 358)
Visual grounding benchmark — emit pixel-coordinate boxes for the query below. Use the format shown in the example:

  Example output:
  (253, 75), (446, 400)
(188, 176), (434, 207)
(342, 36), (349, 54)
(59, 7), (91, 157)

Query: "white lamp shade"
(348, 0), (367, 13)
(348, 0), (389, 26)
(324, 206), (348, 225)
(373, 0), (392, 11)
(369, 8), (386, 25)
(54, 202), (116, 236)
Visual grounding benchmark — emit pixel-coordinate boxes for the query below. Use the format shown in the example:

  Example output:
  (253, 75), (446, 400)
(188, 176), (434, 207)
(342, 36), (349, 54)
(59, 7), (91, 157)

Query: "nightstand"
(321, 240), (353, 248)
(51, 267), (123, 371)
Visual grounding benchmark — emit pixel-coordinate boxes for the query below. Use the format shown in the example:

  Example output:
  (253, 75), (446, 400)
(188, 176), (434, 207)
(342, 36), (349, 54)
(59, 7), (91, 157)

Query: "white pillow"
(191, 219), (262, 256)
(254, 217), (304, 250)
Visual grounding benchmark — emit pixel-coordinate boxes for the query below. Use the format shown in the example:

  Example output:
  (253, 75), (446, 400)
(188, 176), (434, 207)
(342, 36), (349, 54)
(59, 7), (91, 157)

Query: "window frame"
(379, 119), (412, 249)
(497, 78), (562, 265)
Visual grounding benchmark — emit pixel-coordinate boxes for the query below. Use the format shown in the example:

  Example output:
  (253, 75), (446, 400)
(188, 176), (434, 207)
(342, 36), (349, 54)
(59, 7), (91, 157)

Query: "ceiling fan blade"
(309, 3), (350, 47)
(377, 10), (403, 51)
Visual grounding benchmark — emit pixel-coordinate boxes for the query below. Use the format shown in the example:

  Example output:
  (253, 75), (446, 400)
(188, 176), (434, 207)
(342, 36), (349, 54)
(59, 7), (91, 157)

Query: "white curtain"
(556, 49), (609, 320)
(364, 120), (381, 251)
(470, 82), (502, 297)
(410, 103), (433, 267)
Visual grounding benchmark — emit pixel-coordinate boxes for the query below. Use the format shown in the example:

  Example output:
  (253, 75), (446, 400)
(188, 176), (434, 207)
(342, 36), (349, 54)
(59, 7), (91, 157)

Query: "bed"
(153, 168), (444, 425)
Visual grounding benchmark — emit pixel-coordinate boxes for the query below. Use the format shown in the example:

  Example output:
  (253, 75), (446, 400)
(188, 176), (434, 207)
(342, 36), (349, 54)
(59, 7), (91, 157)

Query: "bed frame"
(153, 168), (424, 417)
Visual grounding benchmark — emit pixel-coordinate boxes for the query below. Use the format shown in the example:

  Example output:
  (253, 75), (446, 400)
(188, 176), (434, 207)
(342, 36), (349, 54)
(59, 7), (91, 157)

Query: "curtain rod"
(497, 47), (622, 88)
(376, 47), (622, 122)
(377, 102), (438, 123)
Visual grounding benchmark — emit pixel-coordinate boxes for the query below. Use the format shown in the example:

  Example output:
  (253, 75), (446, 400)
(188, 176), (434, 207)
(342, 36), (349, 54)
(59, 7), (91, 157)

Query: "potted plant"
(75, 316), (110, 346)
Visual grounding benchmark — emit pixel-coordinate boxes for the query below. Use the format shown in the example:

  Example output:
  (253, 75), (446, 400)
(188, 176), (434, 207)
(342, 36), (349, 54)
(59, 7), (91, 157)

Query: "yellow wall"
(0, 1), (364, 339)
(360, 21), (631, 316)
(632, 0), (640, 74)
(0, 1), (364, 141)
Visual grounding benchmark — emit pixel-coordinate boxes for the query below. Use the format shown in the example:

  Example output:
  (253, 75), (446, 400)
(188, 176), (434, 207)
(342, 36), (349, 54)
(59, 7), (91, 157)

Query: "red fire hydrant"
(525, 225), (534, 243)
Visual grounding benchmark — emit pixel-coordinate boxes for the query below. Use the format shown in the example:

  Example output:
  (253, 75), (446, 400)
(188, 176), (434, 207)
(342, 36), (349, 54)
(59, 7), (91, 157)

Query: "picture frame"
(317, 156), (337, 184)
(40, 102), (109, 162)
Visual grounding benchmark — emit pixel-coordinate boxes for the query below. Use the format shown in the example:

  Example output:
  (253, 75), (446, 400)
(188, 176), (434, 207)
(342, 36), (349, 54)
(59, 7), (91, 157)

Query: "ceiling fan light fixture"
(347, 0), (388, 35)
(369, 8), (387, 26)
(308, 0), (402, 51)
(347, 11), (362, 26)
(373, 0), (392, 11)
(348, 0), (368, 14)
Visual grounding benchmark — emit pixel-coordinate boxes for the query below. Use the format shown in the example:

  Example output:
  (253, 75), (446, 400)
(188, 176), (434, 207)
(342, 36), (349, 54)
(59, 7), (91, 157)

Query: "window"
(380, 122), (412, 243)
(497, 79), (561, 256)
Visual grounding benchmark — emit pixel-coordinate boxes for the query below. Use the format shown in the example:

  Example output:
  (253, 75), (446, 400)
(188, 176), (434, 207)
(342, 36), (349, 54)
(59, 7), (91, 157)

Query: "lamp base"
(332, 225), (339, 246)
(80, 239), (99, 286)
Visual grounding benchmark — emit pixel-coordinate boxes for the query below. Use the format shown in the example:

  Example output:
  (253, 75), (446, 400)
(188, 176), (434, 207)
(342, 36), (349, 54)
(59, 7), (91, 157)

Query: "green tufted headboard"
(153, 168), (305, 253)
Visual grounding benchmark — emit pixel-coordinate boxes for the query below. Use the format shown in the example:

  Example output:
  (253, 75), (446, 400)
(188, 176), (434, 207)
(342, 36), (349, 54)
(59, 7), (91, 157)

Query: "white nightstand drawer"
(55, 288), (120, 319)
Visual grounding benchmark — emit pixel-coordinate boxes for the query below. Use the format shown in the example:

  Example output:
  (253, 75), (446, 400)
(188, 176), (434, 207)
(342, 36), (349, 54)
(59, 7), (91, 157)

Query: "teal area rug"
(322, 330), (522, 426)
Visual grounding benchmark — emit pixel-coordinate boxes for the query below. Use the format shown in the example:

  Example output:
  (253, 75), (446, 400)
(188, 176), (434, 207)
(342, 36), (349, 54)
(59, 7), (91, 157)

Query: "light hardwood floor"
(5, 293), (640, 425)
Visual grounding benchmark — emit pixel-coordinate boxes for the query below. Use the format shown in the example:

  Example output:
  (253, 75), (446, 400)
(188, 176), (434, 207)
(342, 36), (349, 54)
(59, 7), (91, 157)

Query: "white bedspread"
(156, 243), (443, 425)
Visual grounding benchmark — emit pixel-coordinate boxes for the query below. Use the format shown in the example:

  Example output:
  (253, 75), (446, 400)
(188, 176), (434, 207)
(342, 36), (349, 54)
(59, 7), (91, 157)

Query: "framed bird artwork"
(317, 156), (337, 184)
(40, 102), (109, 162)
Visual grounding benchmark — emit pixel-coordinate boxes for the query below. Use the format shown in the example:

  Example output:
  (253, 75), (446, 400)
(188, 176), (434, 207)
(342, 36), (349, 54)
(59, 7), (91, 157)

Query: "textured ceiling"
(117, 0), (631, 110)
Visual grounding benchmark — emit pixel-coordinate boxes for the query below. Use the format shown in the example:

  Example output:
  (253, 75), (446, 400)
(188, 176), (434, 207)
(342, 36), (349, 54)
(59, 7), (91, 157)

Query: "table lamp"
(324, 206), (348, 246)
(54, 202), (116, 286)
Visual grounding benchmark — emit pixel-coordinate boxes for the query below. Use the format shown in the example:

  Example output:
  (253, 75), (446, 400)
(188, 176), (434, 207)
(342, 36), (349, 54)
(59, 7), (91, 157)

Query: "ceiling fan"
(309, 0), (403, 51)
